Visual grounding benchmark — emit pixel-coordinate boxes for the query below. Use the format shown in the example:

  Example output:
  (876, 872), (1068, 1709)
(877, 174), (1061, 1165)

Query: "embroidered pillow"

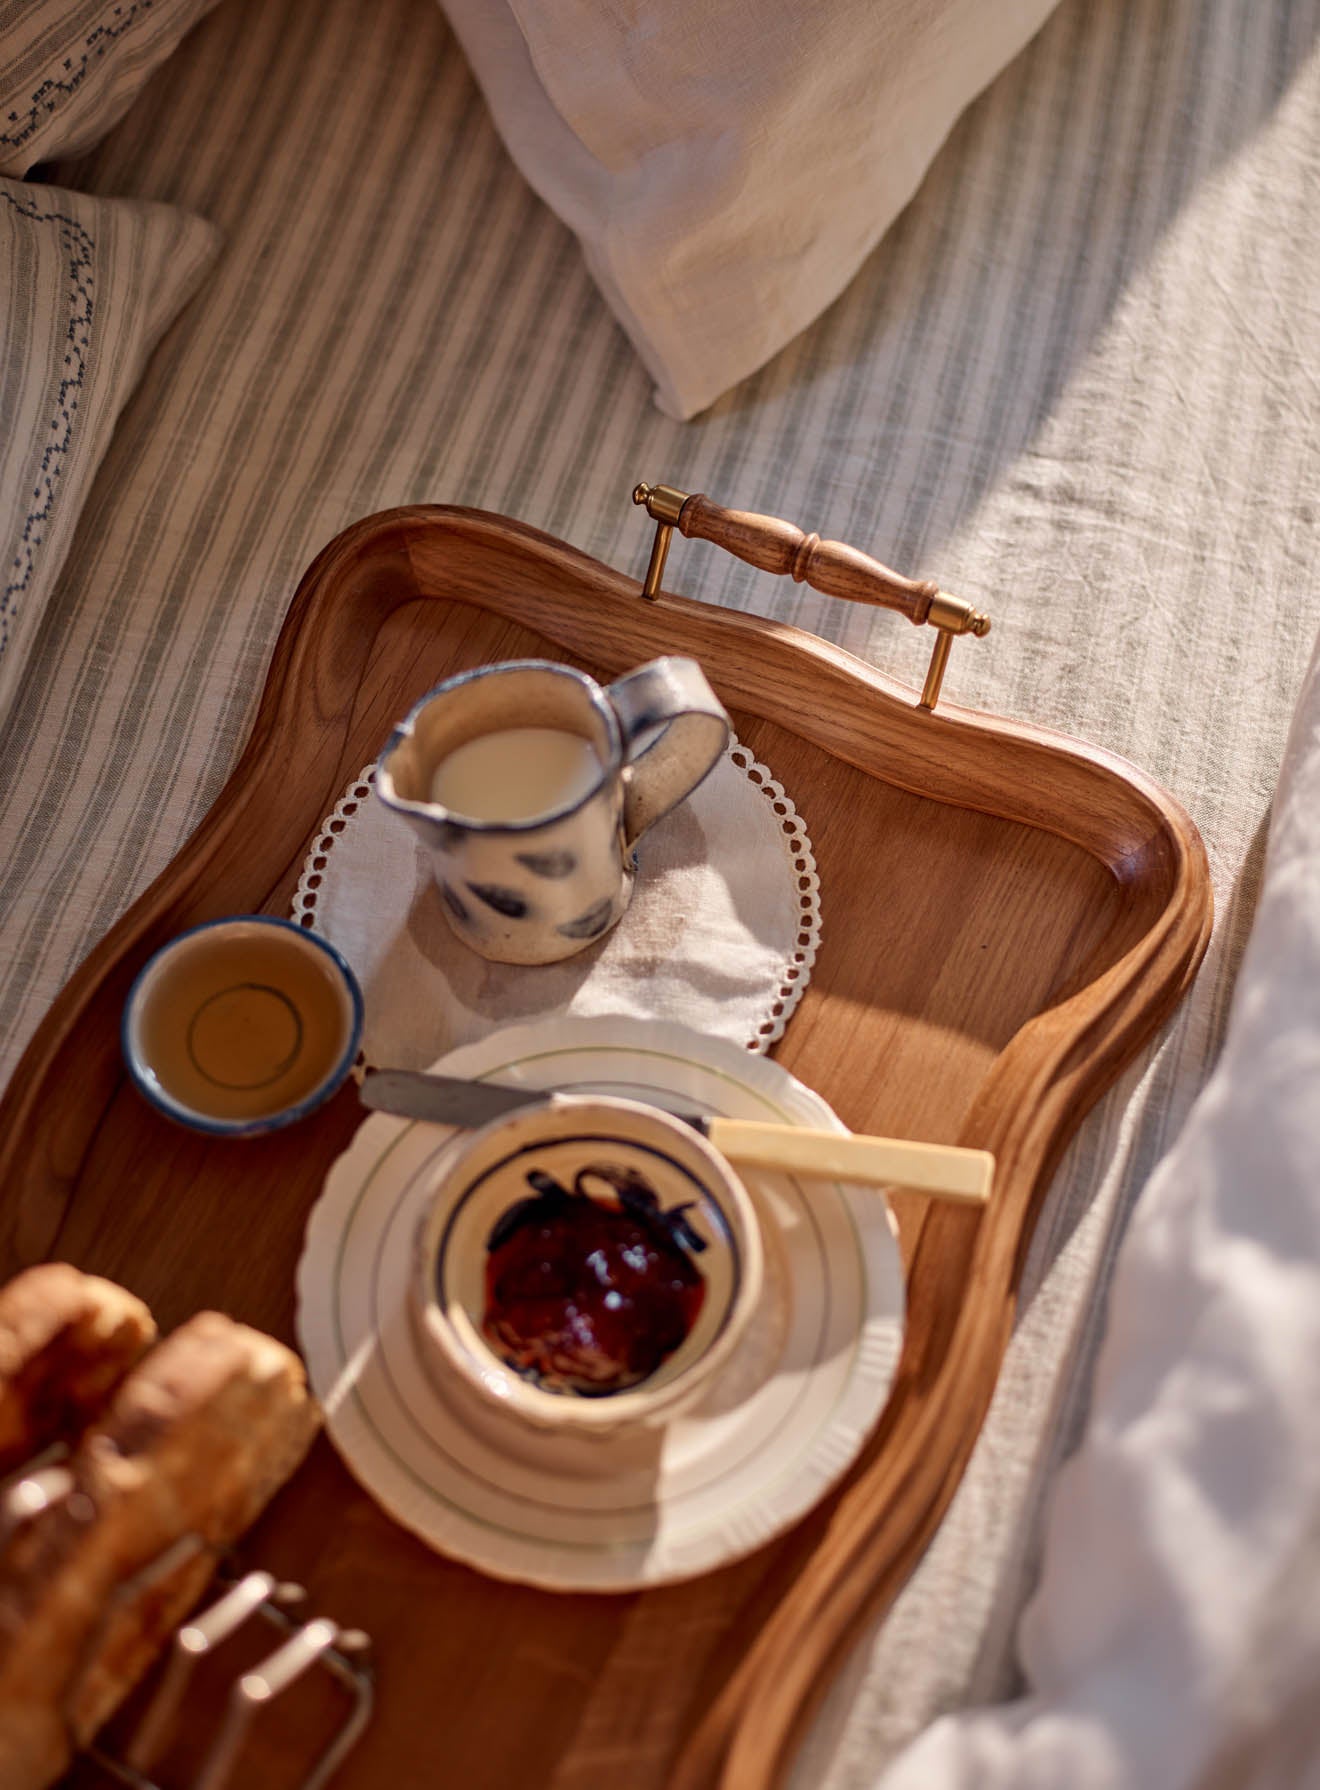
(0, 0), (223, 176)
(0, 178), (219, 719)
(439, 0), (1063, 417)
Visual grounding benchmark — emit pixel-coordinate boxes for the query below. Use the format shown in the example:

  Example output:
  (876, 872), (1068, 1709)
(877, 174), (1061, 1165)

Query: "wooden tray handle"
(633, 480), (990, 710)
(681, 492), (937, 625)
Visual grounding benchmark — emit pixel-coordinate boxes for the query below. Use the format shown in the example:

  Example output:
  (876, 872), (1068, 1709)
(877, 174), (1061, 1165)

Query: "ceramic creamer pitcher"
(375, 658), (729, 964)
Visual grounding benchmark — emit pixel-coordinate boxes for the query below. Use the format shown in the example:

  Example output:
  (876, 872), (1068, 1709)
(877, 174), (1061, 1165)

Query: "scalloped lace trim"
(726, 741), (821, 1048)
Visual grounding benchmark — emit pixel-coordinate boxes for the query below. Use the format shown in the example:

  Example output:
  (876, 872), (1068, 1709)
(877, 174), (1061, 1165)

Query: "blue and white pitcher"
(375, 658), (729, 964)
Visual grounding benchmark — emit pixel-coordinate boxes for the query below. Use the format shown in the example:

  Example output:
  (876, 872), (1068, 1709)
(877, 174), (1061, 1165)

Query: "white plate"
(295, 1016), (904, 1592)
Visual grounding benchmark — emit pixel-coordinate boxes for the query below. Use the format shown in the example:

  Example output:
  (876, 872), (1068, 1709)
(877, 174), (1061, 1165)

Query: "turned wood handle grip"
(704, 1119), (994, 1205)
(678, 494), (939, 627)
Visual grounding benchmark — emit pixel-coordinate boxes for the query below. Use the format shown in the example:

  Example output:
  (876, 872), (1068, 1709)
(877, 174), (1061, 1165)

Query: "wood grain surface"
(0, 507), (1212, 1790)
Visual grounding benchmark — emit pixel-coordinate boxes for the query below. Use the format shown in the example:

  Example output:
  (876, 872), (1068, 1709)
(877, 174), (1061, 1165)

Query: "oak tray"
(0, 502), (1212, 1790)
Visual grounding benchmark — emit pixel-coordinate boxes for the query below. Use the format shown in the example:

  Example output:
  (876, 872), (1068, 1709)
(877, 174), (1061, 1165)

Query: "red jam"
(481, 1164), (707, 1394)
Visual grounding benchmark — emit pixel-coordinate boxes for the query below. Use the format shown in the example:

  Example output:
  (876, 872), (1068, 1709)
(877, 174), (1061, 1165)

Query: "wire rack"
(3, 1448), (373, 1790)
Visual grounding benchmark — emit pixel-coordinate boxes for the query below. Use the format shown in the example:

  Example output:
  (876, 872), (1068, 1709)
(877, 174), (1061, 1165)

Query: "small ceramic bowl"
(122, 915), (364, 1137)
(410, 1094), (763, 1436)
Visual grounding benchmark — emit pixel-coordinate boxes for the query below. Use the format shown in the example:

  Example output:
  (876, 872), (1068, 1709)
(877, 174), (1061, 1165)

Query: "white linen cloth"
(867, 624), (1320, 1788)
(440, 0), (1062, 416)
(292, 743), (821, 1069)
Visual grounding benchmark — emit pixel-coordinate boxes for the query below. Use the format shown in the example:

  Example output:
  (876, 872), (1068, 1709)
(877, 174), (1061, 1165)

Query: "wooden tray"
(0, 504), (1212, 1790)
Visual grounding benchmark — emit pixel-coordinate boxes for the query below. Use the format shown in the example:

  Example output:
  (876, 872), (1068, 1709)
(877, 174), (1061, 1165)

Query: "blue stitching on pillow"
(1, 2), (155, 157)
(1, 188), (95, 664)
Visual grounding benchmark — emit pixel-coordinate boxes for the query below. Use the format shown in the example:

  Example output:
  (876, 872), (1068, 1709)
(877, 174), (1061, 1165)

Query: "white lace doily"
(292, 739), (821, 1068)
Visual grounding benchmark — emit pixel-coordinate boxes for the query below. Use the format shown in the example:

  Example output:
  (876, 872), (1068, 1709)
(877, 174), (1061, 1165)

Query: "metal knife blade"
(358, 1067), (697, 1130)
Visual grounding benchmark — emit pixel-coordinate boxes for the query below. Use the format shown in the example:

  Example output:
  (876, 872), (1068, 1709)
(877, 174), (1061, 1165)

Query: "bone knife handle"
(702, 1120), (993, 1205)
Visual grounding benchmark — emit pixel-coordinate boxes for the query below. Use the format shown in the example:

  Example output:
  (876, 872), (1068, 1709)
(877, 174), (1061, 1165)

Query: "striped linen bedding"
(1, 0), (1317, 1781)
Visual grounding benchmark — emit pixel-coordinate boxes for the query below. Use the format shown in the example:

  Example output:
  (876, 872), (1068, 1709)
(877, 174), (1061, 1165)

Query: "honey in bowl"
(124, 918), (362, 1131)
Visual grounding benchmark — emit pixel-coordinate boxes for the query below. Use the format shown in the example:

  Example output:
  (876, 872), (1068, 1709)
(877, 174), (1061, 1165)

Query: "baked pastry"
(0, 1265), (156, 1476)
(0, 1311), (320, 1790)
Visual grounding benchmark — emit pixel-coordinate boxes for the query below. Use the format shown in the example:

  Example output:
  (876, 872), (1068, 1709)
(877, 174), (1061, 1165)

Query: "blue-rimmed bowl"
(122, 916), (363, 1137)
(411, 1095), (763, 1436)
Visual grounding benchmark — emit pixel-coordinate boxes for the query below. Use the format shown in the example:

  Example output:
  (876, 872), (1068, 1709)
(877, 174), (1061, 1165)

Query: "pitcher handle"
(608, 658), (730, 847)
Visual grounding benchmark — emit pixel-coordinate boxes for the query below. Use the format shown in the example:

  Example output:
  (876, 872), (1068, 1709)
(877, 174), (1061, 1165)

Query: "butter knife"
(359, 1069), (994, 1206)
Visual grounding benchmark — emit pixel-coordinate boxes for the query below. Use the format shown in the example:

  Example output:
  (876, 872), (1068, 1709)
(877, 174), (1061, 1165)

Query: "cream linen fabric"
(0, 0), (224, 176)
(1, 0), (1318, 1780)
(439, 0), (1063, 417)
(869, 625), (1320, 1789)
(0, 179), (218, 721)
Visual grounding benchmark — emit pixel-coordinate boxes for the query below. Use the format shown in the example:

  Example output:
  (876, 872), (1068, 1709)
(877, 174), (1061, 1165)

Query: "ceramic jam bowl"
(410, 1094), (763, 1437)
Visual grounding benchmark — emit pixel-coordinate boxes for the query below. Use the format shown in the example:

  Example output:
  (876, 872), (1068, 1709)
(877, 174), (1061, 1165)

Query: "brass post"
(919, 632), (954, 711)
(640, 523), (672, 601)
(633, 482), (691, 600)
(919, 593), (990, 711)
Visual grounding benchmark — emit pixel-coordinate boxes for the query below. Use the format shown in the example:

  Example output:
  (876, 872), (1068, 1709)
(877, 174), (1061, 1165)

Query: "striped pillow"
(0, 178), (219, 721)
(0, 0), (222, 176)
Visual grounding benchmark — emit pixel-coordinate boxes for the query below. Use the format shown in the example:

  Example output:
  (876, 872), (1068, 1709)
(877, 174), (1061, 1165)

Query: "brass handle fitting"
(632, 479), (990, 711)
